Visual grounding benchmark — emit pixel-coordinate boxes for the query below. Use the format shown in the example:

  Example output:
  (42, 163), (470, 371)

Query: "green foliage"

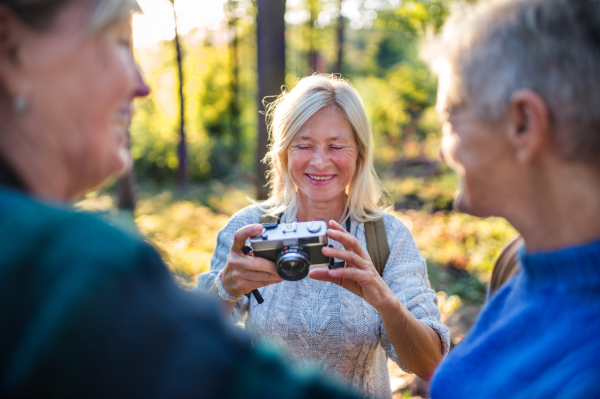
(135, 192), (230, 283)
(396, 209), (518, 278)
(130, 0), (454, 183)
(131, 11), (257, 182)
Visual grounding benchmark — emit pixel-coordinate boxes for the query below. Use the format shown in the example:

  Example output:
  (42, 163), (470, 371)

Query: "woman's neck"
(295, 192), (347, 223)
(0, 128), (72, 202)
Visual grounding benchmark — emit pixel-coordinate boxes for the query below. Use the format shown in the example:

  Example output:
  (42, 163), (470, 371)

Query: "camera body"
(249, 220), (330, 281)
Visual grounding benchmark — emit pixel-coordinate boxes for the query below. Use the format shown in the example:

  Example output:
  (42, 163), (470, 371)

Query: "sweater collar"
(519, 238), (600, 287)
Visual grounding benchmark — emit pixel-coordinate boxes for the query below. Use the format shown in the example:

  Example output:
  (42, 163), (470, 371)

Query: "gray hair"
(0, 0), (140, 31)
(422, 0), (600, 162)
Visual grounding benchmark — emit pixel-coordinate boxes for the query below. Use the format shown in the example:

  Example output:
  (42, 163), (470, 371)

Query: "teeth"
(308, 174), (333, 181)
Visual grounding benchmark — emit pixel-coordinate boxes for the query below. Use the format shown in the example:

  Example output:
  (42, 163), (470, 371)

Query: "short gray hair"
(0, 0), (140, 31)
(423, 0), (600, 162)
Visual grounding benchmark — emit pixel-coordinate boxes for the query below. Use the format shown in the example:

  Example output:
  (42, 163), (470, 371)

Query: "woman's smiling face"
(288, 106), (358, 208)
(11, 1), (148, 198)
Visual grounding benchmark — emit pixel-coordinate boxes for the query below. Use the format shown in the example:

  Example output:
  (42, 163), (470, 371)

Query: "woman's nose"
(310, 148), (330, 170)
(133, 64), (151, 98)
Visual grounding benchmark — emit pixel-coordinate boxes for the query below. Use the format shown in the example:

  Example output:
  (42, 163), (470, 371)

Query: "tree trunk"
(255, 0), (286, 200)
(228, 0), (241, 165)
(171, 0), (187, 187)
(306, 0), (319, 72)
(335, 0), (345, 75)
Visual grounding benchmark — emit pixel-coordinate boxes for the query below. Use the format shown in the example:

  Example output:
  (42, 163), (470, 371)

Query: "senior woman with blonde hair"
(0, 2), (366, 398)
(198, 74), (449, 399)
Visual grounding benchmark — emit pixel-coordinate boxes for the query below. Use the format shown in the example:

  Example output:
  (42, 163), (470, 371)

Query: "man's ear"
(0, 5), (26, 98)
(506, 89), (552, 164)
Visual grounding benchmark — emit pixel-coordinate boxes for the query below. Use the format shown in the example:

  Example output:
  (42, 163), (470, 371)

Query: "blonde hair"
(259, 74), (390, 223)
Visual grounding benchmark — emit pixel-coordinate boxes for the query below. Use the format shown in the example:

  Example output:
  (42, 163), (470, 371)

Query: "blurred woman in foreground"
(0, 2), (363, 398)
(424, 0), (600, 397)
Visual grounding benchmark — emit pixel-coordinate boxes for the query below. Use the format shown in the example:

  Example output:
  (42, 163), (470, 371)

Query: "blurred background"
(78, 0), (517, 395)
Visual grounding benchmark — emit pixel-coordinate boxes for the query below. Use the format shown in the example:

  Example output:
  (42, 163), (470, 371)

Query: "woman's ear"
(506, 89), (552, 164)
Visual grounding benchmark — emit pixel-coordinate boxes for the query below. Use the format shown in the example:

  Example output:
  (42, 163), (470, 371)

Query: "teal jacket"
(0, 187), (363, 399)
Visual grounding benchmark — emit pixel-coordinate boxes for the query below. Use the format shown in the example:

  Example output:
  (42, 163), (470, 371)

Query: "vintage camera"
(249, 220), (331, 281)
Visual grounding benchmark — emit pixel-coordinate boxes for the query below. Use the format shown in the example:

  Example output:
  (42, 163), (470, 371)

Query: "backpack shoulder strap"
(364, 217), (390, 277)
(489, 235), (523, 297)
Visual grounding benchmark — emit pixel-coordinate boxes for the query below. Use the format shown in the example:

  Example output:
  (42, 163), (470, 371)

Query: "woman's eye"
(296, 145), (310, 150)
(331, 146), (344, 150)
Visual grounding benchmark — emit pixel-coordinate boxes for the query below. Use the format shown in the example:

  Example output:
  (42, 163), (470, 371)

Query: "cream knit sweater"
(197, 205), (449, 399)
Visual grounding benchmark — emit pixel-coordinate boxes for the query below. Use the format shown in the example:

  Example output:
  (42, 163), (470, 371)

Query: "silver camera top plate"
(249, 220), (328, 252)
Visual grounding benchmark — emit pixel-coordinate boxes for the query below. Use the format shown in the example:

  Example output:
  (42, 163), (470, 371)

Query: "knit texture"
(197, 205), (450, 399)
(430, 239), (600, 398)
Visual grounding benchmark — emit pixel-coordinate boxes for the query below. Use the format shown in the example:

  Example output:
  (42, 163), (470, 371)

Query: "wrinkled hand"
(220, 224), (283, 297)
(309, 220), (395, 309)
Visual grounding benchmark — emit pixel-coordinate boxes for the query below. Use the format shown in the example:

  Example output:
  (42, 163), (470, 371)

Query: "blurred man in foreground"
(423, 0), (600, 397)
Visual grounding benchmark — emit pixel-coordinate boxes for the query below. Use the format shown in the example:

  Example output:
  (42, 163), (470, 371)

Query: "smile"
(307, 174), (334, 181)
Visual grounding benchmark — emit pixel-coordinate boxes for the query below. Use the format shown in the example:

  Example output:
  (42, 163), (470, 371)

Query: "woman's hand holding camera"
(309, 220), (396, 310)
(220, 224), (283, 298)
(310, 220), (442, 379)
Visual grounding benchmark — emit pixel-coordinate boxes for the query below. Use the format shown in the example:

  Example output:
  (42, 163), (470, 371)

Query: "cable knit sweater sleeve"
(196, 205), (264, 323)
(377, 213), (450, 368)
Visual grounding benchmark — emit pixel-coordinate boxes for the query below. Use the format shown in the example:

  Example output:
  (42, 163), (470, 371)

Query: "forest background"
(79, 1), (518, 391)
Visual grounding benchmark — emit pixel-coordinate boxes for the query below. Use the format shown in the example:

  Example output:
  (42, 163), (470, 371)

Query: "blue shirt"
(430, 239), (600, 398)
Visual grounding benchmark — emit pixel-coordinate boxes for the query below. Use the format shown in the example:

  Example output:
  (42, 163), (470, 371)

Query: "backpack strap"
(489, 235), (523, 298)
(364, 217), (389, 277)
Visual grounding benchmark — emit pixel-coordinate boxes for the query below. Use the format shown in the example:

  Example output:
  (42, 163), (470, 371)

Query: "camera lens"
(276, 245), (309, 281)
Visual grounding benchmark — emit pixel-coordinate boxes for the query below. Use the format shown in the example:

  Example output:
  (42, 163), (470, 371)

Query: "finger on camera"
(237, 261), (281, 280)
(232, 224), (264, 252)
(240, 270), (283, 283)
(327, 220), (353, 239)
(249, 256), (279, 274)
(322, 245), (367, 267)
(328, 266), (369, 282)
(327, 223), (366, 255)
(308, 268), (342, 283)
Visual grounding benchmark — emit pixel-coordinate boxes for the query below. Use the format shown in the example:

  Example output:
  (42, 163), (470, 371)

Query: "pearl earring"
(12, 95), (28, 113)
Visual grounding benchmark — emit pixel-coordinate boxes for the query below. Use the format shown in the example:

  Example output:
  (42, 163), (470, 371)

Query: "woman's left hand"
(310, 220), (444, 380)
(309, 220), (395, 309)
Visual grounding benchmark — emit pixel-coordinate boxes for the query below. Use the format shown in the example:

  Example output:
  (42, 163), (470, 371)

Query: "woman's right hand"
(220, 224), (283, 297)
